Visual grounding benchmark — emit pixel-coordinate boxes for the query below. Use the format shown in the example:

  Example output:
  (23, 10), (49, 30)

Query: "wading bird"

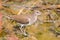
(4, 9), (41, 36)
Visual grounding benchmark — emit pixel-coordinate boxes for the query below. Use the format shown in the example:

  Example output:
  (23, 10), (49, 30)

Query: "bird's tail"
(3, 14), (14, 20)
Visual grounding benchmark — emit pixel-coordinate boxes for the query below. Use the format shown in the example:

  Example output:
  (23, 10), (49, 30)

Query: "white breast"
(26, 14), (37, 25)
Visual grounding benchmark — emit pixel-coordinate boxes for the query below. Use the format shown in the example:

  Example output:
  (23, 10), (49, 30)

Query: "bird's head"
(34, 10), (41, 16)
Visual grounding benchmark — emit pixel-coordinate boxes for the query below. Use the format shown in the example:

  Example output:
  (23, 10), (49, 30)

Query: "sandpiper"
(4, 10), (41, 36)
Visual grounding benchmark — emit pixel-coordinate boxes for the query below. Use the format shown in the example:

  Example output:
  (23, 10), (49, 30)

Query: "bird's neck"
(32, 13), (38, 21)
(33, 13), (38, 17)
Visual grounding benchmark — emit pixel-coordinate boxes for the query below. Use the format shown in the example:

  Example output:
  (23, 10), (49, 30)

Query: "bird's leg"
(19, 25), (28, 37)
(19, 25), (25, 33)
(20, 25), (24, 33)
(22, 30), (28, 37)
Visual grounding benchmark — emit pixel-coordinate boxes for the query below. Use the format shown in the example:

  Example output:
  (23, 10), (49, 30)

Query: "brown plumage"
(4, 10), (41, 36)
(5, 10), (41, 25)
(5, 14), (29, 24)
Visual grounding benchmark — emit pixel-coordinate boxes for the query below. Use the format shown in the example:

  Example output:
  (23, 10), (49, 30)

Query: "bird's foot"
(23, 32), (29, 37)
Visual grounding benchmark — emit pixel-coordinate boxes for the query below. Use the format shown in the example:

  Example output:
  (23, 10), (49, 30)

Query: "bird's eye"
(36, 12), (39, 13)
